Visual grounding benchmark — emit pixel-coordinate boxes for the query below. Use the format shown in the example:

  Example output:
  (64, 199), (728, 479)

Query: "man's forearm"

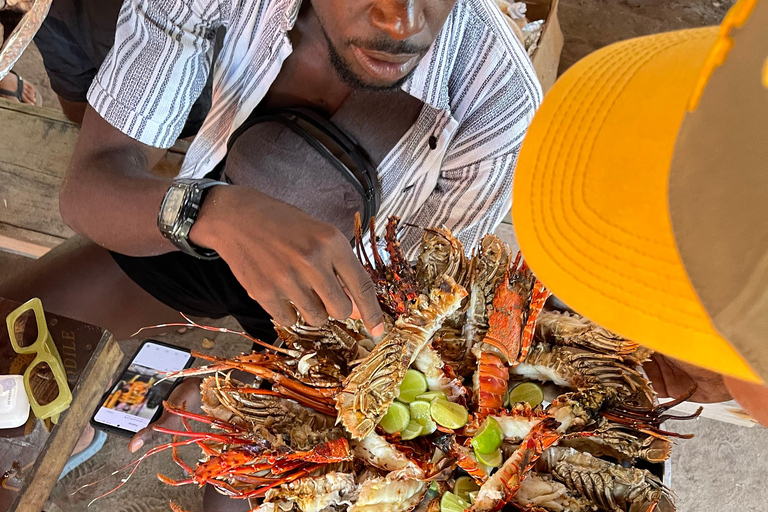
(60, 149), (177, 256)
(59, 106), (176, 256)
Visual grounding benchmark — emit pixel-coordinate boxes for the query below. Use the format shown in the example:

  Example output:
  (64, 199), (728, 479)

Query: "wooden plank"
(0, 223), (65, 249)
(0, 233), (49, 258)
(0, 102), (79, 245)
(0, 102), (188, 258)
(12, 331), (123, 512)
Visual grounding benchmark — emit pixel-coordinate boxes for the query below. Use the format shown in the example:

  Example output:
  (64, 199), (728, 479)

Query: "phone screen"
(93, 342), (192, 433)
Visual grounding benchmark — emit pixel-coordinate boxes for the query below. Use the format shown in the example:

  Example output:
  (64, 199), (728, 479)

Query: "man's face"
(311, 0), (458, 90)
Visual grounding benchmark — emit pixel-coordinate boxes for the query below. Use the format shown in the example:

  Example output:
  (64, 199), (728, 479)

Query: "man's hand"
(643, 353), (732, 403)
(129, 377), (203, 453)
(191, 185), (384, 334)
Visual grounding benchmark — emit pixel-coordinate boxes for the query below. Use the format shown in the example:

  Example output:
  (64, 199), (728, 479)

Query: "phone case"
(90, 339), (194, 438)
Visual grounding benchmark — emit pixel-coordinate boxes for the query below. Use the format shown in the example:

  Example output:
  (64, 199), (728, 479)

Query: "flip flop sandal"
(0, 70), (42, 106)
(58, 428), (108, 480)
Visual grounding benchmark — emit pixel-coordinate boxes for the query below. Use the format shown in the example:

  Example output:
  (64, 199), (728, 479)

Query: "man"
(2, 0), (540, 342)
(510, 0), (768, 424)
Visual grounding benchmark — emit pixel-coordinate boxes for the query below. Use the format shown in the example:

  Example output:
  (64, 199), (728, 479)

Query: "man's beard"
(318, 21), (427, 91)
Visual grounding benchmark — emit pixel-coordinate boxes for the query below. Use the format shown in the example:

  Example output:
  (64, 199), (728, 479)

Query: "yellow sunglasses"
(6, 298), (72, 424)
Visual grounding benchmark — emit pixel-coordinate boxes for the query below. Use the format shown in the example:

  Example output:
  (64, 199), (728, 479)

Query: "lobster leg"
(518, 281), (551, 363)
(433, 433), (489, 485)
(162, 400), (249, 433)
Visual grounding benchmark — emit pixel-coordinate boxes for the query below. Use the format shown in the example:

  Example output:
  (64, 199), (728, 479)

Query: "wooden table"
(0, 297), (123, 512)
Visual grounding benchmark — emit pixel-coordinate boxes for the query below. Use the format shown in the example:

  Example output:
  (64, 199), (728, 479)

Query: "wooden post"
(10, 331), (123, 512)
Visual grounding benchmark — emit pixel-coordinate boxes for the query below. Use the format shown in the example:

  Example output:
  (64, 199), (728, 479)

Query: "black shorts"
(111, 251), (277, 342)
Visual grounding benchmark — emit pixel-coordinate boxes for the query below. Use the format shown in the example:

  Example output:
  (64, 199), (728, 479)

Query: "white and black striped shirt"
(88, 0), (542, 258)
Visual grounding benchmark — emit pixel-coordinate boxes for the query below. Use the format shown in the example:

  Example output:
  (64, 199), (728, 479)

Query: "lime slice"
(398, 369), (429, 403)
(470, 417), (503, 454)
(503, 387), (511, 408)
(378, 401), (410, 434)
(400, 420), (424, 440)
(440, 492), (469, 512)
(410, 400), (432, 425)
(453, 476), (480, 502)
(430, 398), (468, 429)
(421, 418), (438, 435)
(474, 447), (503, 468)
(507, 382), (544, 408)
(416, 391), (447, 402)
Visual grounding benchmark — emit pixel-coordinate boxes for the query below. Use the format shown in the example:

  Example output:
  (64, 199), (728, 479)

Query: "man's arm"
(58, 97), (86, 124)
(59, 0), (383, 331)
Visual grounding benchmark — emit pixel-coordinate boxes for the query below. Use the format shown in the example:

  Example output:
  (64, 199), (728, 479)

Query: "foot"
(69, 424), (96, 456)
(0, 71), (38, 105)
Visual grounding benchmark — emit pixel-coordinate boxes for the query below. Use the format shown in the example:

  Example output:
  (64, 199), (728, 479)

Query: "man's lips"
(352, 46), (420, 80)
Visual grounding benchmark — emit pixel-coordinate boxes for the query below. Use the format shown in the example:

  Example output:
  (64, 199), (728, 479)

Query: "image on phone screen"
(93, 342), (192, 433)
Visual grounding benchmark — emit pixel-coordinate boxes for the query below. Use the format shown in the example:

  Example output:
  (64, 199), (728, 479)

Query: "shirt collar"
(400, 3), (458, 112)
(280, 0), (455, 112)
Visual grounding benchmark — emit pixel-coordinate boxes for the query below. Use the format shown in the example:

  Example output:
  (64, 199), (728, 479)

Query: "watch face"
(160, 186), (186, 227)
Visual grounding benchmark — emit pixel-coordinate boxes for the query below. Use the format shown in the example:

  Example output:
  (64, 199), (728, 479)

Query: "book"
(0, 297), (118, 512)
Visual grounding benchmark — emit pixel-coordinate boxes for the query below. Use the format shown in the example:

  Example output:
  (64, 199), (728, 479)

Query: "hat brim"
(512, 26), (760, 382)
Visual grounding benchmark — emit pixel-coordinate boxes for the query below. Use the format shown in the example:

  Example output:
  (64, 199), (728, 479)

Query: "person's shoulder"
(454, 0), (531, 64)
(449, 0), (540, 99)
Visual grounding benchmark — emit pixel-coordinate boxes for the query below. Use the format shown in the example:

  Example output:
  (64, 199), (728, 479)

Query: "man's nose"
(370, 0), (427, 41)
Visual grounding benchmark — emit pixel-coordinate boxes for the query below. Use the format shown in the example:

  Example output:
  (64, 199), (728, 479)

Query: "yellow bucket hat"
(513, 0), (767, 383)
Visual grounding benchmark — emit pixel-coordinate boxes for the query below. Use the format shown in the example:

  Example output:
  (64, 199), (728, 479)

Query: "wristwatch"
(157, 178), (229, 260)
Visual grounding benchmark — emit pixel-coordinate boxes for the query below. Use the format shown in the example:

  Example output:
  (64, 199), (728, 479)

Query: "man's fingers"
(334, 257), (384, 336)
(286, 286), (330, 327)
(313, 274), (354, 320)
(256, 294), (299, 326)
(129, 409), (178, 453)
(129, 378), (203, 454)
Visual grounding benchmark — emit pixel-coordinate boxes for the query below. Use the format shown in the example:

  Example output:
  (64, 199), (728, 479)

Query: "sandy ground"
(4, 0), (768, 510)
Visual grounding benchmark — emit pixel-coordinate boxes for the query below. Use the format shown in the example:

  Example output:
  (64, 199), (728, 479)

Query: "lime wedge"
(453, 476), (480, 502)
(474, 447), (502, 468)
(507, 382), (544, 408)
(421, 418), (438, 435)
(410, 400), (432, 424)
(398, 369), (429, 403)
(470, 417), (503, 454)
(468, 491), (478, 504)
(416, 391), (447, 402)
(440, 492), (469, 512)
(430, 398), (468, 429)
(378, 401), (410, 434)
(401, 420), (424, 440)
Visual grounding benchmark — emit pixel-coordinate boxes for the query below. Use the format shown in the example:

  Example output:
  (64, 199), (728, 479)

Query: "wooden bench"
(0, 101), (187, 259)
(0, 102), (78, 258)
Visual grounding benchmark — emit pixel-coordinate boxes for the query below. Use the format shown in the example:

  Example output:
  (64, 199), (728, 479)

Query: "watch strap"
(159, 179), (228, 260)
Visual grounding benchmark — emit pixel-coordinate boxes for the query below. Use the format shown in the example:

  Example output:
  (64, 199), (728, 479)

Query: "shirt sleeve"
(87, 0), (224, 148)
(404, 42), (542, 259)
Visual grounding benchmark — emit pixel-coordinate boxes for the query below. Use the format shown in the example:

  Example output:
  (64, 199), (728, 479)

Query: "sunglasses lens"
(12, 309), (39, 348)
(28, 361), (60, 406)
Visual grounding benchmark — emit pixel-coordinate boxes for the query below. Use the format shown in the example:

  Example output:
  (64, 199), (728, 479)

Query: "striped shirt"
(88, 0), (542, 258)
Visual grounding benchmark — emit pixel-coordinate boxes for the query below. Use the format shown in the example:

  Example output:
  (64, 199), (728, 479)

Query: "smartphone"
(90, 339), (194, 437)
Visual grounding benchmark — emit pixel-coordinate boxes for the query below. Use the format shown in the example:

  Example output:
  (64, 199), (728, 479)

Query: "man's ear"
(723, 376), (768, 427)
